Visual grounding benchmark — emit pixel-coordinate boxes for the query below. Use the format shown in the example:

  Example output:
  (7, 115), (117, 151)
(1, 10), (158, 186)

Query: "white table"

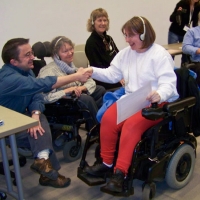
(0, 106), (38, 200)
(162, 43), (182, 56)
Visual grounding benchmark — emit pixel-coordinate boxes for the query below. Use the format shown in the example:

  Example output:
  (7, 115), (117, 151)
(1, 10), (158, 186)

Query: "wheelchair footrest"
(100, 185), (134, 197)
(77, 167), (106, 186)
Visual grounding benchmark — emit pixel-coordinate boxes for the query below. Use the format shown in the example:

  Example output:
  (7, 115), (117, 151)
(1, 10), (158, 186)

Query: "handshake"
(76, 67), (93, 83)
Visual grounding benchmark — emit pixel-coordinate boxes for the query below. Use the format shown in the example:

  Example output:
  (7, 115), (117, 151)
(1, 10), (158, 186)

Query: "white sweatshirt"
(92, 43), (179, 103)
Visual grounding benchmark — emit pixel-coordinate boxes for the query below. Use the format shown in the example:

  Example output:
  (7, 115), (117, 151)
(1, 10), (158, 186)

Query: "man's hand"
(76, 67), (92, 83)
(196, 48), (200, 54)
(27, 114), (45, 139)
(146, 91), (161, 103)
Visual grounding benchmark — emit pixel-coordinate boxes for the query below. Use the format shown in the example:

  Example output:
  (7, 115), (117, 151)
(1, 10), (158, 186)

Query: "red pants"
(100, 102), (163, 174)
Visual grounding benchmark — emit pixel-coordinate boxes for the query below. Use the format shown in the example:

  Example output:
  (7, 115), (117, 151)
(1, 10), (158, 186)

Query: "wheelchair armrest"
(142, 96), (196, 121)
(142, 106), (166, 121)
(163, 96), (196, 113)
(65, 91), (78, 101)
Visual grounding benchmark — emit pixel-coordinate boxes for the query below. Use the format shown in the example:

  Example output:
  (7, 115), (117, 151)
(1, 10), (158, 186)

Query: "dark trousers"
(11, 113), (60, 170)
(77, 85), (106, 130)
(189, 62), (200, 87)
(168, 31), (188, 64)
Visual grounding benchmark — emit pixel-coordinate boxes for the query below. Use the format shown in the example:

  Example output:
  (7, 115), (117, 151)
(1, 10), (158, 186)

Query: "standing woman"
(85, 8), (123, 90)
(168, 0), (200, 65)
(192, 2), (200, 26)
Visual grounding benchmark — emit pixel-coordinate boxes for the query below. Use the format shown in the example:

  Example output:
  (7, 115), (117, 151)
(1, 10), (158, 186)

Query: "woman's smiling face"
(58, 42), (74, 64)
(123, 29), (145, 53)
(94, 16), (108, 35)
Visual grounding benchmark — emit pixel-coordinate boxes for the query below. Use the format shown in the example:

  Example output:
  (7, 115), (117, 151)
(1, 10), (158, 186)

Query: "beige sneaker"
(39, 174), (71, 188)
(30, 158), (58, 180)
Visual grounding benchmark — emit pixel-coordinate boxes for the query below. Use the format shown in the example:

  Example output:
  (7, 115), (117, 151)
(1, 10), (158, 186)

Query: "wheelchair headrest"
(32, 41), (51, 59)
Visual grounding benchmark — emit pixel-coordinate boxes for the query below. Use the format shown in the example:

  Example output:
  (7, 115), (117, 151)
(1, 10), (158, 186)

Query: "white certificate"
(116, 83), (152, 124)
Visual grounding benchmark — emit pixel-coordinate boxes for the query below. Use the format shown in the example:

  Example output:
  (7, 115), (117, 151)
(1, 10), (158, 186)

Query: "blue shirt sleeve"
(182, 27), (200, 62)
(2, 71), (57, 96)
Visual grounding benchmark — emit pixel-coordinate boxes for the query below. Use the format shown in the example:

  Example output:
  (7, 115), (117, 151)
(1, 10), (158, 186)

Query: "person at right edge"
(168, 0), (200, 67)
(85, 8), (124, 90)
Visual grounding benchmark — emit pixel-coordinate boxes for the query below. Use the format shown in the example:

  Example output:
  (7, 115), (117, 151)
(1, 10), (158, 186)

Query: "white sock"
(103, 162), (113, 168)
(37, 149), (50, 160)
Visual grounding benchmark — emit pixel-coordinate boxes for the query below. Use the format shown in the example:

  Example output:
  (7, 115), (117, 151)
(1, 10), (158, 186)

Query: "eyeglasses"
(24, 51), (34, 58)
(63, 47), (74, 54)
(123, 33), (138, 39)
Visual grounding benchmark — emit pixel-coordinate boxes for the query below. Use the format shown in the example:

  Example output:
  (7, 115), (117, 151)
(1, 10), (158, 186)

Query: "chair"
(32, 41), (51, 76)
(73, 51), (89, 68)
(77, 67), (199, 199)
(74, 44), (85, 52)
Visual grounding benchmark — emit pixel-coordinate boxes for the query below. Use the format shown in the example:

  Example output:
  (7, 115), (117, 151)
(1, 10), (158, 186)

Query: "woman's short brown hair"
(50, 36), (75, 57)
(121, 16), (156, 49)
(87, 8), (110, 32)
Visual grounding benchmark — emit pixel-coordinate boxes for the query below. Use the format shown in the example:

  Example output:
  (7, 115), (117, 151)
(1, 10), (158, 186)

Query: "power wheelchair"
(77, 67), (200, 199)
(32, 41), (94, 162)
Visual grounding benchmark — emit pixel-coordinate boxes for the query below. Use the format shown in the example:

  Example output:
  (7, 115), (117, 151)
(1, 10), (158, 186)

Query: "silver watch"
(32, 111), (41, 115)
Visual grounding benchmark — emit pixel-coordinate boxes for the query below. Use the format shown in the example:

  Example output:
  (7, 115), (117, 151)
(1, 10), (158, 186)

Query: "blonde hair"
(87, 8), (110, 32)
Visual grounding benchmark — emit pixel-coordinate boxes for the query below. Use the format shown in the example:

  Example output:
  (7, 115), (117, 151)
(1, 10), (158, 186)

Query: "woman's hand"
(177, 7), (182, 12)
(27, 114), (45, 139)
(83, 67), (93, 76)
(64, 86), (82, 97)
(146, 91), (161, 103)
(120, 79), (125, 87)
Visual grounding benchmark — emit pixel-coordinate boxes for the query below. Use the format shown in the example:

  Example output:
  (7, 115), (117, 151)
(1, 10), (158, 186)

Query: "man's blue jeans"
(168, 31), (188, 64)
(10, 113), (60, 171)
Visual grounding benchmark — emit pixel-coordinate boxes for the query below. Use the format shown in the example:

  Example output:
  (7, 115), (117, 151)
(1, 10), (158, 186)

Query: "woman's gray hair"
(50, 36), (75, 57)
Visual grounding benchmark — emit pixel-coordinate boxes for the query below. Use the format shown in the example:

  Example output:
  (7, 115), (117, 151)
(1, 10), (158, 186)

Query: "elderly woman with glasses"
(85, 8), (123, 90)
(38, 36), (106, 132)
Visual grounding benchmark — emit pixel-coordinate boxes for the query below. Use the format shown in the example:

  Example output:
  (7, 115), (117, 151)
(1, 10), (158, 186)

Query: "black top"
(192, 3), (200, 27)
(169, 0), (199, 36)
(85, 31), (121, 90)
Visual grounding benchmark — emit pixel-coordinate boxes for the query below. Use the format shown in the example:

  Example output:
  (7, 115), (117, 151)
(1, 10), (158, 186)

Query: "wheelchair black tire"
(63, 140), (83, 162)
(142, 182), (156, 200)
(0, 192), (7, 200)
(165, 144), (195, 189)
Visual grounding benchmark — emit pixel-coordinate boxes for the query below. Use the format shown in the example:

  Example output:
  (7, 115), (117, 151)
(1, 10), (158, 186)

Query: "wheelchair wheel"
(165, 144), (195, 189)
(142, 182), (156, 200)
(0, 192), (7, 200)
(63, 139), (83, 162)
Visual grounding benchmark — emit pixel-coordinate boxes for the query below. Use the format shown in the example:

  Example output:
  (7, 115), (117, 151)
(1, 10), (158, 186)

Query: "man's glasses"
(24, 51), (34, 58)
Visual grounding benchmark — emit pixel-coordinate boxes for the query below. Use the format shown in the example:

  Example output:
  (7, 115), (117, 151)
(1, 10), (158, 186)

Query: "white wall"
(0, 0), (181, 67)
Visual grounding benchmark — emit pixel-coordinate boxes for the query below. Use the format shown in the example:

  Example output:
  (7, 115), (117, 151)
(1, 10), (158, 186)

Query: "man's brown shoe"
(30, 158), (58, 180)
(39, 174), (71, 188)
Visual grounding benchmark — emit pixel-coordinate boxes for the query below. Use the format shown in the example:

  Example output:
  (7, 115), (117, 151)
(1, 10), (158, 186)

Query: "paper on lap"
(116, 83), (151, 124)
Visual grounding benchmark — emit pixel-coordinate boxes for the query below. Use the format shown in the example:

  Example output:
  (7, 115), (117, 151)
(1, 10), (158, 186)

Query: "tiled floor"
(1, 127), (200, 200)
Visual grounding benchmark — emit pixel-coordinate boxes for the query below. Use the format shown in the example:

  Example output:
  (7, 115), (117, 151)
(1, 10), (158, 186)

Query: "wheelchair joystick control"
(142, 102), (165, 120)
(151, 102), (158, 108)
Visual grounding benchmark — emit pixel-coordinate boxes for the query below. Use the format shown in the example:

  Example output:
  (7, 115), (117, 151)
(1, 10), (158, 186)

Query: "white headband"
(54, 37), (62, 47)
